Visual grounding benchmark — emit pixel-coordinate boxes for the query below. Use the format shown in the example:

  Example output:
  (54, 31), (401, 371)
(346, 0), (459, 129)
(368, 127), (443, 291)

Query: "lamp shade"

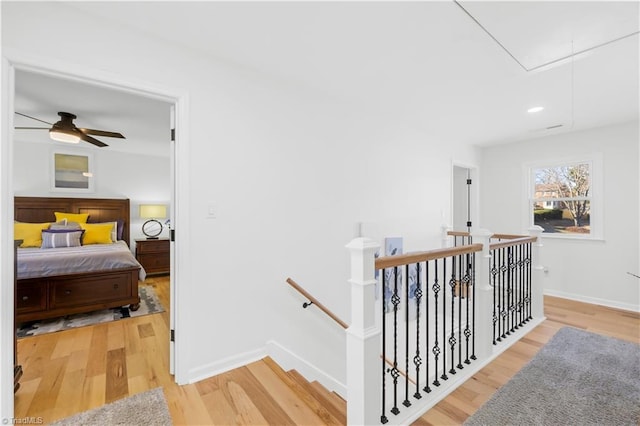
(139, 204), (167, 219)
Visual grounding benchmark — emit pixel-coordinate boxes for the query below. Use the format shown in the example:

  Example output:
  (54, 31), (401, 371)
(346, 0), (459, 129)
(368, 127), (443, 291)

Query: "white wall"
(480, 122), (640, 312)
(13, 140), (171, 243)
(1, 1), (480, 405)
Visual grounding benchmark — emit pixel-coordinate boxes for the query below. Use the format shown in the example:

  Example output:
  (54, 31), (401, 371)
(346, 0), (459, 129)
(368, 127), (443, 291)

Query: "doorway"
(452, 164), (477, 232)
(2, 57), (187, 418)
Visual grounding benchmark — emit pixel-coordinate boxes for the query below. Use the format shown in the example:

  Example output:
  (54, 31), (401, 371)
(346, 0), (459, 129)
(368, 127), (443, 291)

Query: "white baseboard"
(187, 347), (267, 384)
(544, 289), (640, 313)
(266, 340), (347, 398)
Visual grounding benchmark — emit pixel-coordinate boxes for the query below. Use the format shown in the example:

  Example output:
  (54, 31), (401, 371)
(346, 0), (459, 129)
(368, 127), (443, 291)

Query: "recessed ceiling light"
(527, 106), (544, 113)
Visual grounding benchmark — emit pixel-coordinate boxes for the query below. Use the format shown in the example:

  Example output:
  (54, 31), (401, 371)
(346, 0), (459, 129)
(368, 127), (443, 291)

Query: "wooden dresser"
(135, 238), (170, 275)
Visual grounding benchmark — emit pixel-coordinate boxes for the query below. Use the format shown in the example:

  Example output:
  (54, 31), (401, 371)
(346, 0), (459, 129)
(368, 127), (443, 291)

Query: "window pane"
(534, 163), (590, 199)
(532, 201), (591, 234)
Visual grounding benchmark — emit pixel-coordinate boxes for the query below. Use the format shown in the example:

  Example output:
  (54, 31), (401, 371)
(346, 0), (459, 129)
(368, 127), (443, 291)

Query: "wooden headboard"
(14, 196), (131, 245)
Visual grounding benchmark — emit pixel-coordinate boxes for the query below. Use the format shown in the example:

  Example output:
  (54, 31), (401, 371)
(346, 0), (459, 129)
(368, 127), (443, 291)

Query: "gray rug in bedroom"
(464, 326), (640, 426)
(17, 285), (164, 338)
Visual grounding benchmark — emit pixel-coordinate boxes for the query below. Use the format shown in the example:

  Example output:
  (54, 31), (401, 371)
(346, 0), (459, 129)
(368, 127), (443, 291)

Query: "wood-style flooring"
(14, 275), (639, 425)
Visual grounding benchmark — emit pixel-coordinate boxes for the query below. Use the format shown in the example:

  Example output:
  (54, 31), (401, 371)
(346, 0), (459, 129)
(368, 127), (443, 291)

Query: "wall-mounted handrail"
(286, 277), (348, 329)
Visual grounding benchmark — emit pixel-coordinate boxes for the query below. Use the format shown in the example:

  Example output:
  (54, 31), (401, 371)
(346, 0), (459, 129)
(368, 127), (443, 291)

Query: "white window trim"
(523, 153), (603, 240)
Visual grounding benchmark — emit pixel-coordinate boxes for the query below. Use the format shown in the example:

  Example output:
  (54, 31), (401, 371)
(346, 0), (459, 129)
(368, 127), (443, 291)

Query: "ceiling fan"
(14, 111), (125, 147)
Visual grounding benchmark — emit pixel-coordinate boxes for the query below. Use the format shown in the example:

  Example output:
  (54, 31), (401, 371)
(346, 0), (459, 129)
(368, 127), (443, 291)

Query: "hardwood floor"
(15, 278), (639, 425)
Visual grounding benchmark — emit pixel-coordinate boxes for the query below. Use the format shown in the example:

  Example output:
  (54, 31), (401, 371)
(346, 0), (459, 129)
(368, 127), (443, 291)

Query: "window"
(527, 154), (602, 239)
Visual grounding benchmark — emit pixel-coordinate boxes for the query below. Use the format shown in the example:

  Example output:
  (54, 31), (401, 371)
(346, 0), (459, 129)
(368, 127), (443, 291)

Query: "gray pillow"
(41, 230), (84, 249)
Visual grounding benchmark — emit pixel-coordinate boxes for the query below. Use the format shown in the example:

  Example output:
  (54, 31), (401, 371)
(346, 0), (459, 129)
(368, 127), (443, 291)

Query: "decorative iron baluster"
(381, 270), (388, 424)
(448, 256), (457, 375)
(470, 252), (476, 361)
(413, 262), (423, 399)
(403, 264), (411, 408)
(517, 244), (524, 328)
(490, 248), (498, 345)
(526, 242), (532, 321)
(508, 246), (516, 334)
(391, 267), (401, 415)
(432, 260), (441, 387)
(441, 258), (448, 381)
(457, 253), (463, 370)
(424, 262), (431, 394)
(464, 253), (472, 363)
(499, 247), (508, 341)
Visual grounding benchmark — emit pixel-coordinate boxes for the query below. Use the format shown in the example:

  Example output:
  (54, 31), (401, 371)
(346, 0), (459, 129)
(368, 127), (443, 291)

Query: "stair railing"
(346, 226), (544, 425)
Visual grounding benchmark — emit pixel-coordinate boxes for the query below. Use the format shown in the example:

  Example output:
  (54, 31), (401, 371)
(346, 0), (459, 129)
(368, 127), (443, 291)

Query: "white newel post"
(345, 237), (381, 426)
(528, 226), (545, 319)
(471, 228), (494, 360)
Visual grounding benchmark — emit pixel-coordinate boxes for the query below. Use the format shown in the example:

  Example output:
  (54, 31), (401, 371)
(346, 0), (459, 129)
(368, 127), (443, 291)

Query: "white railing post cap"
(345, 237), (380, 251)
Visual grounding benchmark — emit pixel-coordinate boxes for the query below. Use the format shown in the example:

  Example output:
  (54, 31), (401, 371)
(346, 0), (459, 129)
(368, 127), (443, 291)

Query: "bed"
(14, 196), (145, 323)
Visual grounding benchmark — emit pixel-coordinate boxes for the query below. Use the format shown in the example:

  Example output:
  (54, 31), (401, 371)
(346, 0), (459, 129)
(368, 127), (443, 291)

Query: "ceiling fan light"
(49, 129), (80, 144)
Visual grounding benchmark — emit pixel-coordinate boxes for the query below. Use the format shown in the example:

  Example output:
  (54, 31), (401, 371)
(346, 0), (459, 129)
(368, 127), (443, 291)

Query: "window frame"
(524, 153), (603, 240)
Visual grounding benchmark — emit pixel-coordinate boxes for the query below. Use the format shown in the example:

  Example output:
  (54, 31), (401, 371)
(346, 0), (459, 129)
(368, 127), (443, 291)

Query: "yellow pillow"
(80, 223), (114, 245)
(54, 212), (89, 223)
(15, 222), (50, 248)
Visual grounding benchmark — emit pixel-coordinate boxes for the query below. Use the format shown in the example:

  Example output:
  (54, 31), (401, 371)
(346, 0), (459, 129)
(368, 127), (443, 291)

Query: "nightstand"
(135, 238), (170, 276)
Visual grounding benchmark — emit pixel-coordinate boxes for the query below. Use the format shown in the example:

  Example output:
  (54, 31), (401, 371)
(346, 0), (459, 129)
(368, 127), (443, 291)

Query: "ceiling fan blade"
(14, 127), (49, 130)
(79, 128), (125, 139)
(79, 132), (108, 148)
(15, 112), (53, 125)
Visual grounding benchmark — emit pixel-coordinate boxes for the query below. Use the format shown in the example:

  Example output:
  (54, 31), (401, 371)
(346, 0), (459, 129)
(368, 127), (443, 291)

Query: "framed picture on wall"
(51, 151), (94, 192)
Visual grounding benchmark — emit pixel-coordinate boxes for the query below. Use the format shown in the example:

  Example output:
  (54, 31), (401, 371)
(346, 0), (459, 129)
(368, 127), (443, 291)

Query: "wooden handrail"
(447, 230), (529, 241)
(375, 244), (483, 270)
(447, 230), (470, 237)
(286, 278), (348, 329)
(491, 233), (528, 240)
(489, 235), (537, 250)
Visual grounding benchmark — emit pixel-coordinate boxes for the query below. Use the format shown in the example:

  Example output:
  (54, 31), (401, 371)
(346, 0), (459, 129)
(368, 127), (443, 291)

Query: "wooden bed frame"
(14, 196), (141, 323)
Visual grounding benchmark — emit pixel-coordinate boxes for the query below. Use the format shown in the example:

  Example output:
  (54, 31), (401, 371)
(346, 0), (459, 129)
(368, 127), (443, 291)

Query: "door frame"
(1, 51), (191, 418)
(451, 161), (479, 232)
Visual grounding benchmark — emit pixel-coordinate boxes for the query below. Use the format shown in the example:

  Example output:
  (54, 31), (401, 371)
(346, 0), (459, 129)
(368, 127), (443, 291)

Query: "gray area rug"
(51, 387), (171, 426)
(465, 327), (640, 426)
(17, 285), (164, 337)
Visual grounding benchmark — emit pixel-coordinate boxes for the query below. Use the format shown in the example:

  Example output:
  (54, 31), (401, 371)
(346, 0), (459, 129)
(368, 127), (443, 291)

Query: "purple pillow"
(116, 219), (125, 240)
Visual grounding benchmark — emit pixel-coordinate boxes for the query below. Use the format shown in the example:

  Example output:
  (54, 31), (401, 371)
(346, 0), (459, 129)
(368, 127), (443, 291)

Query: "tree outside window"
(532, 162), (591, 235)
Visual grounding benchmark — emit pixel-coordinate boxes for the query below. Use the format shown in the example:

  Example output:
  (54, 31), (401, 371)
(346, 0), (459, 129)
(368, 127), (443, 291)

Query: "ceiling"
(12, 1), (639, 153)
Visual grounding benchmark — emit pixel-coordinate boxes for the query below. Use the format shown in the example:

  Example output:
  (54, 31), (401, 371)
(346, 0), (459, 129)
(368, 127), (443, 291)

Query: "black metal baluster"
(500, 247), (508, 340)
(424, 262), (431, 394)
(432, 260), (441, 387)
(391, 267), (400, 415)
(441, 258), (448, 381)
(470, 252), (476, 360)
(448, 256), (457, 375)
(491, 248), (498, 345)
(403, 264), (411, 408)
(518, 244), (524, 328)
(527, 242), (532, 321)
(508, 246), (515, 334)
(381, 270), (388, 424)
(457, 253), (463, 370)
(464, 253), (472, 364)
(413, 262), (423, 399)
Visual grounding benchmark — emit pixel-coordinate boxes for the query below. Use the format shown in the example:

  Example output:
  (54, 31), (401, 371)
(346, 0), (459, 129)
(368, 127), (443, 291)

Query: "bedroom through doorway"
(8, 64), (182, 420)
